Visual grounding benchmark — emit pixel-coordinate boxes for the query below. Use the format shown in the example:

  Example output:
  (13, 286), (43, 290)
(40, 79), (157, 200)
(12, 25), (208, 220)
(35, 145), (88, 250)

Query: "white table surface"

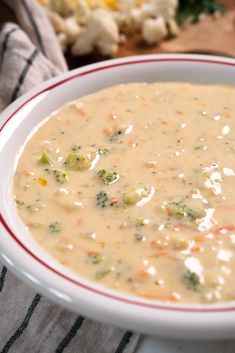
(138, 336), (235, 353)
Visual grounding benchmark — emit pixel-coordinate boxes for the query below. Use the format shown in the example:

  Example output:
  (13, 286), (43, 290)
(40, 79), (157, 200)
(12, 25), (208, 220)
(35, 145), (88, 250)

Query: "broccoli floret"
(166, 200), (205, 222)
(53, 169), (68, 184)
(95, 268), (111, 279)
(97, 169), (119, 185)
(123, 186), (150, 205)
(109, 130), (123, 143)
(96, 191), (109, 208)
(88, 252), (103, 265)
(64, 151), (96, 171)
(39, 150), (51, 165)
(184, 270), (201, 292)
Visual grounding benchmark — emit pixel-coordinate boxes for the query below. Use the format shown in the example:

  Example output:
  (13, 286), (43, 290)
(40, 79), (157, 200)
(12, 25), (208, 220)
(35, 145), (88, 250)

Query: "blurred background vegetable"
(37, 0), (229, 60)
(178, 0), (224, 24)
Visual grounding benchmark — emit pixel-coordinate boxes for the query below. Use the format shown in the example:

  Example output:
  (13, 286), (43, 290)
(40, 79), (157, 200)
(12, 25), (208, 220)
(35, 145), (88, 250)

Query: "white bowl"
(1, 54), (235, 340)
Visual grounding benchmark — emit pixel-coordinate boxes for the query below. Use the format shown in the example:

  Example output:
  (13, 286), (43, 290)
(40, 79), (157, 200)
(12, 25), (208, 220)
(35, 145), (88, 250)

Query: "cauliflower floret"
(119, 0), (177, 35)
(142, 16), (168, 45)
(46, 9), (67, 33)
(64, 16), (81, 43)
(55, 188), (84, 211)
(75, 0), (91, 25)
(49, 0), (78, 17)
(130, 3), (158, 30)
(72, 8), (119, 56)
(46, 10), (80, 50)
(39, 0), (179, 55)
(129, 0), (178, 29)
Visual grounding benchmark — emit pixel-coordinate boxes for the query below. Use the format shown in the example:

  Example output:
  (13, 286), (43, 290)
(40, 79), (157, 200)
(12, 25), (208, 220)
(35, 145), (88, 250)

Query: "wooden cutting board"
(117, 6), (235, 59)
(161, 10), (235, 57)
(67, 0), (235, 69)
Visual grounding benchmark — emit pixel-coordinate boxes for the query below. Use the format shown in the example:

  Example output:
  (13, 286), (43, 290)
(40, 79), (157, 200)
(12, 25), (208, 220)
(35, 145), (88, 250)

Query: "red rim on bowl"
(1, 56), (235, 314)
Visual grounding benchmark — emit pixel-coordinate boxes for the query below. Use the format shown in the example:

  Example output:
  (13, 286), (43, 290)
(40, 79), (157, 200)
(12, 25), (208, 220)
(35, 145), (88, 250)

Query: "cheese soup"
(14, 82), (235, 303)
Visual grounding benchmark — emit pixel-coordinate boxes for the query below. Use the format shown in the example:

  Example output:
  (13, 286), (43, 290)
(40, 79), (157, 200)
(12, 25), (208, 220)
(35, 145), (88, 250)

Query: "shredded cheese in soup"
(14, 82), (235, 303)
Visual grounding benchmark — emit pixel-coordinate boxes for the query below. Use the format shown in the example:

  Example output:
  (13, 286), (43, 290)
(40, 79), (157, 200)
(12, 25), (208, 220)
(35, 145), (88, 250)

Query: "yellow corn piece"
(85, 0), (100, 8)
(71, 0), (78, 7)
(37, 0), (48, 5)
(38, 178), (47, 187)
(135, 0), (147, 7)
(102, 0), (119, 10)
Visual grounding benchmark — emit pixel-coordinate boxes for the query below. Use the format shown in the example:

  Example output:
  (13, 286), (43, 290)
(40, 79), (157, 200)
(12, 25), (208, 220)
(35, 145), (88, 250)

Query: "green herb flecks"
(16, 200), (25, 206)
(71, 145), (82, 151)
(45, 168), (68, 184)
(187, 207), (205, 221)
(98, 148), (109, 155)
(48, 222), (63, 233)
(178, 0), (225, 25)
(135, 217), (149, 227)
(134, 233), (146, 241)
(194, 145), (207, 151)
(109, 130), (123, 143)
(88, 252), (103, 264)
(95, 268), (112, 280)
(184, 270), (201, 292)
(26, 204), (39, 213)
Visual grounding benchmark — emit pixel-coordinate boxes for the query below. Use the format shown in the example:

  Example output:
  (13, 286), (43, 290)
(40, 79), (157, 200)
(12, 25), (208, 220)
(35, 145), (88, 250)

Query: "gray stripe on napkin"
(0, 0), (67, 72)
(0, 266), (7, 293)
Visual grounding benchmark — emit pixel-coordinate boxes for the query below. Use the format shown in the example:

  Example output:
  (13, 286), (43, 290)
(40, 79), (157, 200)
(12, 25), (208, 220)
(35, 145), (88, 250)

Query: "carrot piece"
(150, 239), (168, 249)
(134, 269), (150, 282)
(110, 197), (119, 205)
(23, 170), (34, 176)
(65, 119), (73, 126)
(77, 106), (86, 116)
(193, 234), (205, 243)
(139, 291), (180, 302)
(149, 250), (173, 258)
(77, 219), (83, 227)
(165, 207), (173, 216)
(191, 246), (202, 253)
(223, 112), (231, 119)
(128, 134), (137, 147)
(213, 225), (235, 234)
(87, 250), (98, 256)
(103, 127), (113, 136)
(174, 109), (184, 116)
(60, 259), (68, 265)
(215, 204), (235, 211)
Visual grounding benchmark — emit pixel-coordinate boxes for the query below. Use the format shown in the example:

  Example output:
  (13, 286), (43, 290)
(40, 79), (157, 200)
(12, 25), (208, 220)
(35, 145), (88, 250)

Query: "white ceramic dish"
(1, 54), (235, 340)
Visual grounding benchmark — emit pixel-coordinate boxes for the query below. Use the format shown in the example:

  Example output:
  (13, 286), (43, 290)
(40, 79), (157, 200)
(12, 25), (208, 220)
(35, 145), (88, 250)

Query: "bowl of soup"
(1, 54), (235, 339)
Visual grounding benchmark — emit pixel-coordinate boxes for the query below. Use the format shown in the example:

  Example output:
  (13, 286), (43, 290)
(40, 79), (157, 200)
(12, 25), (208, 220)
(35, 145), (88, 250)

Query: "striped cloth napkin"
(0, 1), (140, 352)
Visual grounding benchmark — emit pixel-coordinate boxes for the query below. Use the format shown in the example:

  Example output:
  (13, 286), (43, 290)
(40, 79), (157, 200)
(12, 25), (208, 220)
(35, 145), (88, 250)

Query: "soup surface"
(14, 82), (235, 304)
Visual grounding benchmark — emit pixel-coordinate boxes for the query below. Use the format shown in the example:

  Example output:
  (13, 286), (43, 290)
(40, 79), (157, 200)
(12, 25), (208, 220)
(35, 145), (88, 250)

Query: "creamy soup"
(14, 82), (235, 304)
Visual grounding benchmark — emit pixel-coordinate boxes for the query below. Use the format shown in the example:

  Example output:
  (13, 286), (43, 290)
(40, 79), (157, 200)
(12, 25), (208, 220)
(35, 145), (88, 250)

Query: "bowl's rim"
(2, 53), (235, 337)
